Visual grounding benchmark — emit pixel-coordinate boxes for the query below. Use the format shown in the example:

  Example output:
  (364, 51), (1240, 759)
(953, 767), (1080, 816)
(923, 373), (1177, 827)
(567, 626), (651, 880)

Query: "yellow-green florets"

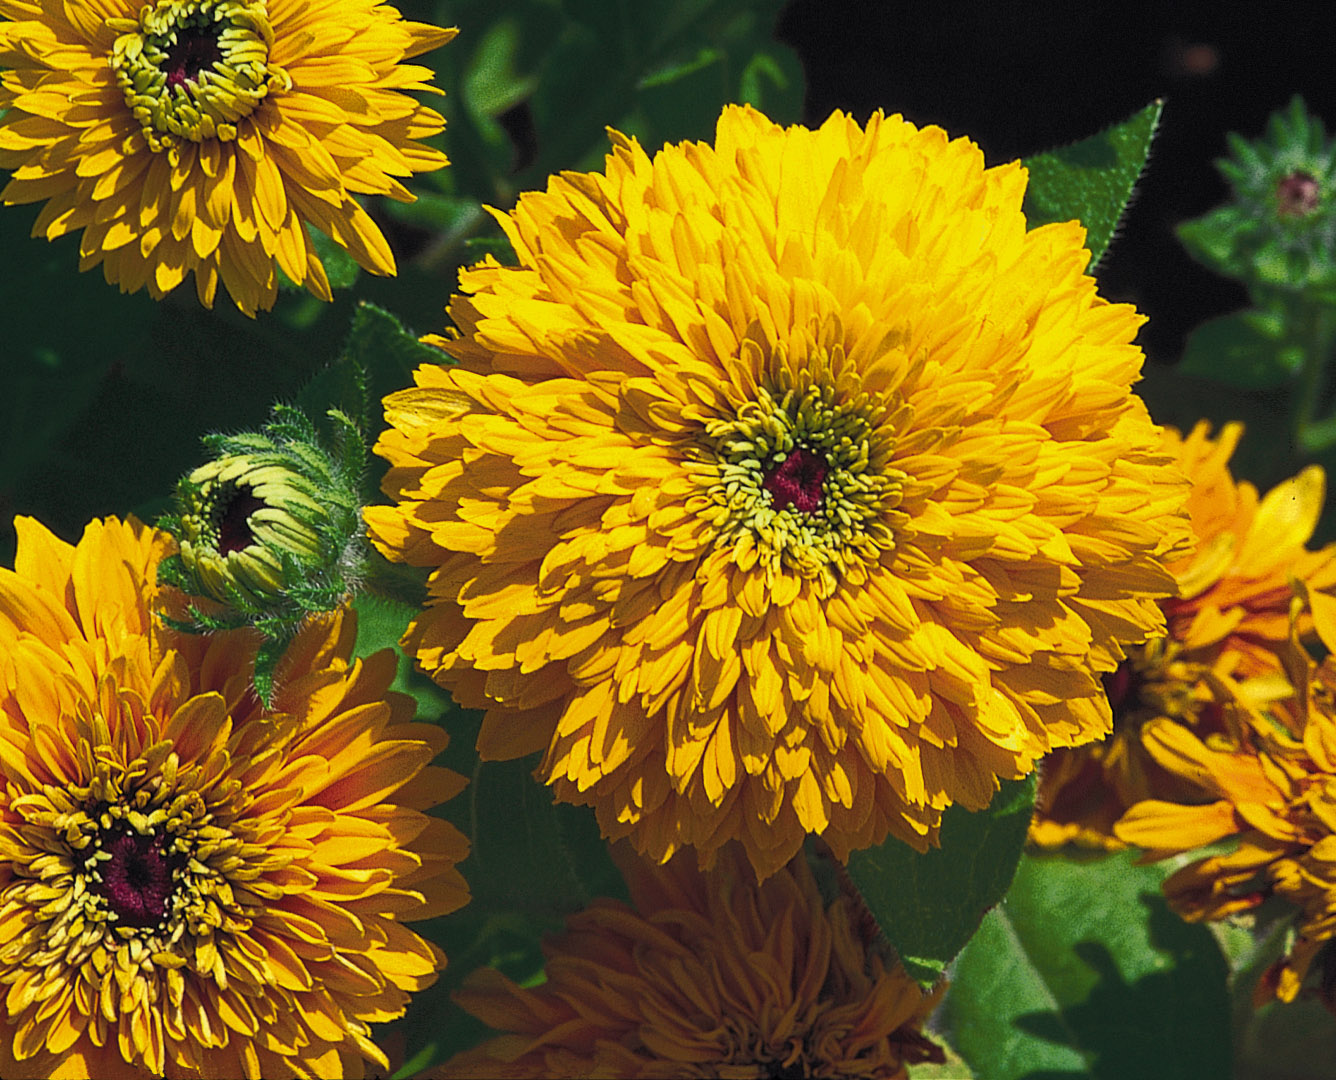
(695, 343), (905, 592)
(109, 0), (287, 153)
(176, 454), (325, 605)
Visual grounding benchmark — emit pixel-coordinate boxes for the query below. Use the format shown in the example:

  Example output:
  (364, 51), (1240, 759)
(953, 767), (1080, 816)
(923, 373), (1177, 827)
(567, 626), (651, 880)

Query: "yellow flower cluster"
(1033, 421), (1336, 849)
(1116, 634), (1336, 1006)
(15, 27), (1315, 1058)
(1022, 421), (1336, 1010)
(436, 844), (947, 1080)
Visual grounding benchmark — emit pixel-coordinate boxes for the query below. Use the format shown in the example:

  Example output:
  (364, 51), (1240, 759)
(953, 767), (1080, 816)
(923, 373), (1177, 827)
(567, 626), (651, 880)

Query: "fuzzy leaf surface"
(1023, 101), (1162, 268)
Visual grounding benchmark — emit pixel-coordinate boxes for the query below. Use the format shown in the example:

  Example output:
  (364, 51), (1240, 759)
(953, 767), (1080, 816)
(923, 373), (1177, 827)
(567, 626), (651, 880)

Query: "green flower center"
(109, 0), (288, 153)
(699, 358), (903, 588)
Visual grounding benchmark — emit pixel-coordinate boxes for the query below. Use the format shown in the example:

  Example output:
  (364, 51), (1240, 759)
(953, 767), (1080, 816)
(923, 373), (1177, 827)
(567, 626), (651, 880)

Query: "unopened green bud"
(1179, 96), (1336, 294)
(176, 453), (326, 605)
(158, 403), (369, 701)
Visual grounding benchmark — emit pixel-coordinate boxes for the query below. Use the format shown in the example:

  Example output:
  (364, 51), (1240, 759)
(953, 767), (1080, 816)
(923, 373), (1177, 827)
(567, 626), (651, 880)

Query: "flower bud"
(1178, 96), (1336, 294)
(157, 404), (369, 700)
(175, 453), (327, 605)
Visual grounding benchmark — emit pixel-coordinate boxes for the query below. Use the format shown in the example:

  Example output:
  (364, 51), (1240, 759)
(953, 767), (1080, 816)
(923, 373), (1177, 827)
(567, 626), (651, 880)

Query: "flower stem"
(1293, 300), (1336, 454)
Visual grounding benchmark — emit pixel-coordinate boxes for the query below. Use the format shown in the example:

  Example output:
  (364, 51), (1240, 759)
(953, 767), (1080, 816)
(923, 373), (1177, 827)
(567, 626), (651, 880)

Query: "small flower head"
(0, 0), (456, 315)
(1033, 421), (1336, 849)
(1178, 96), (1336, 293)
(0, 515), (470, 1079)
(160, 403), (369, 699)
(1114, 626), (1336, 1009)
(1276, 171), (1322, 218)
(437, 844), (946, 1080)
(368, 104), (1191, 880)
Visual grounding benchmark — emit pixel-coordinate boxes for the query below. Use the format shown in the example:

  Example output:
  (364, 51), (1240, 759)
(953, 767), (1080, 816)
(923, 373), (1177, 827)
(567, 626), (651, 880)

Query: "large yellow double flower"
(369, 104), (1191, 879)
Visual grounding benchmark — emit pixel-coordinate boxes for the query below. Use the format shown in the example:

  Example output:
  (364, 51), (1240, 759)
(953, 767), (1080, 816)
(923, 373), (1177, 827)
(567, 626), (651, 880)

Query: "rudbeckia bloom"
(0, 516), (469, 1079)
(1033, 421), (1336, 848)
(1115, 634), (1336, 1007)
(368, 104), (1191, 880)
(0, 0), (455, 315)
(437, 844), (946, 1079)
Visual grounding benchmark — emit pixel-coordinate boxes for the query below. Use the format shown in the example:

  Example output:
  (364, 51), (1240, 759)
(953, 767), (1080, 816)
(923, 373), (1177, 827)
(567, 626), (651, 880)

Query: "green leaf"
(518, 0), (799, 180)
(846, 775), (1036, 986)
(1023, 101), (1162, 269)
(309, 225), (361, 291)
(636, 46), (728, 146)
(941, 851), (1230, 1080)
(462, 18), (539, 119)
(463, 232), (519, 266)
(352, 592), (626, 918)
(1176, 206), (1249, 277)
(1178, 308), (1303, 389)
(350, 591), (455, 723)
(382, 192), (486, 235)
(459, 755), (628, 917)
(638, 45), (725, 89)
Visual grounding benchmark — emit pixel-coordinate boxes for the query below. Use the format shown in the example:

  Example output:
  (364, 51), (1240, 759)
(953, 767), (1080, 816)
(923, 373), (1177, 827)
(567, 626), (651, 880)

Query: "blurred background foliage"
(5, 1), (1336, 1076)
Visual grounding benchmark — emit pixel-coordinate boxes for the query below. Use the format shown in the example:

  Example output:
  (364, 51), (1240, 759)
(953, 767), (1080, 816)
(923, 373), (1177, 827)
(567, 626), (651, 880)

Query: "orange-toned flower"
(0, 0), (455, 316)
(1115, 630), (1336, 1006)
(0, 515), (469, 1079)
(367, 103), (1191, 880)
(436, 844), (945, 1079)
(1032, 421), (1336, 849)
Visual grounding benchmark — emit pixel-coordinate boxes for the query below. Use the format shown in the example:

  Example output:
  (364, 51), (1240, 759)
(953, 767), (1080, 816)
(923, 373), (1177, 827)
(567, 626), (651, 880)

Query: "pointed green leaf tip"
(845, 774), (1036, 987)
(1022, 100), (1163, 269)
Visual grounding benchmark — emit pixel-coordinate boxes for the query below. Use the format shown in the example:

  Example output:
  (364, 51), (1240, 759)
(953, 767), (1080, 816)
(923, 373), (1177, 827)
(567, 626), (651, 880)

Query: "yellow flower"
(436, 844), (946, 1079)
(1114, 629), (1336, 1006)
(0, 515), (469, 1079)
(0, 0), (455, 316)
(1033, 421), (1336, 849)
(367, 104), (1190, 880)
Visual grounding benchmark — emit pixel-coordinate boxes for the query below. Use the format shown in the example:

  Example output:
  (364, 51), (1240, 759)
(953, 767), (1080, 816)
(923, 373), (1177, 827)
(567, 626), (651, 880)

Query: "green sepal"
(158, 401), (372, 704)
(251, 635), (286, 706)
(1176, 205), (1249, 272)
(845, 774), (1036, 987)
(1022, 100), (1162, 269)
